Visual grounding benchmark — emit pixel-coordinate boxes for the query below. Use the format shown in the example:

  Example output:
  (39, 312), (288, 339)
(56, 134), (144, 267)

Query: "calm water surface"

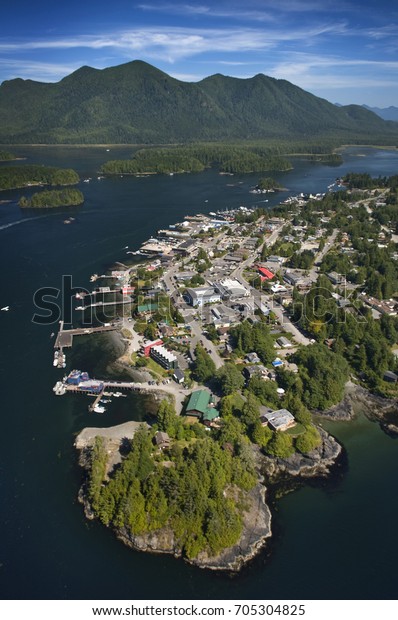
(0, 146), (397, 599)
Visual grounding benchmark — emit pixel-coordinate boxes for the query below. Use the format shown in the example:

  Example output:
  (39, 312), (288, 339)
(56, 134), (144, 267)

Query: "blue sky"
(0, 0), (397, 107)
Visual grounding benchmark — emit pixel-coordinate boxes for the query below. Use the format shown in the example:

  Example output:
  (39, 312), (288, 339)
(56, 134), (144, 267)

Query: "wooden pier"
(76, 299), (133, 310)
(54, 321), (118, 349)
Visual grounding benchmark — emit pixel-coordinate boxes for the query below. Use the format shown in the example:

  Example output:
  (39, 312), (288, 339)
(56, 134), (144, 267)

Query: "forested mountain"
(0, 60), (396, 145)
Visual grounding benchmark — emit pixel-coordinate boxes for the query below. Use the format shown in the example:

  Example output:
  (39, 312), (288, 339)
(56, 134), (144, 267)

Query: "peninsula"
(59, 169), (398, 569)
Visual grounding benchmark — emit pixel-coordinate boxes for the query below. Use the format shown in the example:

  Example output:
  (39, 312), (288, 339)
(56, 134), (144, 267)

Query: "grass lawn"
(285, 422), (306, 436)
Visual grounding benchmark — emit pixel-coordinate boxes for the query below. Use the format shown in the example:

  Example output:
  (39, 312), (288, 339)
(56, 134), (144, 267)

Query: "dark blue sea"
(0, 145), (397, 599)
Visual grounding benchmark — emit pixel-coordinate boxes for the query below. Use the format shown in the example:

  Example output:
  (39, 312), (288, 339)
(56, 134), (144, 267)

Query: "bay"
(0, 145), (397, 599)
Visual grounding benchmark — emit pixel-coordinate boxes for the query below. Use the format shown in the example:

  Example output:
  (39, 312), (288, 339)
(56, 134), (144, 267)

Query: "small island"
(0, 149), (16, 161)
(0, 164), (80, 191)
(19, 188), (84, 208)
(251, 177), (285, 194)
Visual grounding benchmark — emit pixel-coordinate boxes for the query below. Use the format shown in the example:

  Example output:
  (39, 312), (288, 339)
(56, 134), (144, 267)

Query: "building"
(262, 408), (296, 431)
(283, 271), (304, 287)
(136, 303), (159, 315)
(215, 278), (249, 300)
(185, 389), (218, 422)
(172, 368), (185, 384)
(184, 287), (221, 307)
(327, 272), (346, 286)
(150, 345), (178, 370)
(245, 352), (261, 364)
(154, 431), (171, 450)
(257, 266), (275, 280)
(277, 336), (293, 348)
(243, 365), (269, 381)
(142, 339), (163, 357)
(383, 370), (398, 383)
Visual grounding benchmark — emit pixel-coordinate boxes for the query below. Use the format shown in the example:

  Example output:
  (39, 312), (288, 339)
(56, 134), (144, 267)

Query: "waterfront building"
(150, 345), (178, 370)
(261, 408), (296, 431)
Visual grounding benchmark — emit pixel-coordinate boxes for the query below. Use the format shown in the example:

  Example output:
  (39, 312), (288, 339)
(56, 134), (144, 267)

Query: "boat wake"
(0, 214), (56, 231)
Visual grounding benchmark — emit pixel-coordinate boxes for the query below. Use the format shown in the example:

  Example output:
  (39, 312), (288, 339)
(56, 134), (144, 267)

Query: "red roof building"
(257, 267), (275, 280)
(142, 339), (163, 357)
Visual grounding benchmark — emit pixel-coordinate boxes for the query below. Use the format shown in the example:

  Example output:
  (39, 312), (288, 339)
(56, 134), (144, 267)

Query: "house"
(383, 370), (398, 383)
(243, 365), (269, 381)
(173, 368), (185, 384)
(154, 431), (171, 450)
(277, 336), (293, 348)
(327, 272), (346, 286)
(185, 389), (219, 423)
(245, 352), (261, 364)
(261, 408), (296, 431)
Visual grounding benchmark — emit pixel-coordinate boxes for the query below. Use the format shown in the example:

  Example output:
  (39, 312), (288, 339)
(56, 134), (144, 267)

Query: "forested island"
(100, 145), (293, 176)
(0, 150), (15, 161)
(19, 188), (84, 208)
(0, 165), (79, 191)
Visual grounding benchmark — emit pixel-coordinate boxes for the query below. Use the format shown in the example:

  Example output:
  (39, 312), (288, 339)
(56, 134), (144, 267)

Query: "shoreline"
(75, 422), (342, 572)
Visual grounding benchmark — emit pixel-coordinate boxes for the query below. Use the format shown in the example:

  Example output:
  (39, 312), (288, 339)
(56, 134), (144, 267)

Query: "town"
(55, 173), (398, 456)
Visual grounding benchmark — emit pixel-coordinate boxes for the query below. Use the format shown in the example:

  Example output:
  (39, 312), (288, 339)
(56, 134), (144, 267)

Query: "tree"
(295, 426), (322, 454)
(241, 392), (261, 429)
(217, 363), (245, 396)
(192, 344), (216, 383)
(157, 399), (177, 435)
(266, 431), (295, 458)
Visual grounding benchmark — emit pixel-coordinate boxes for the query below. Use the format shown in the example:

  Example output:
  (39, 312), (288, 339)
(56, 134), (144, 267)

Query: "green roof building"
(137, 303), (159, 314)
(185, 389), (219, 424)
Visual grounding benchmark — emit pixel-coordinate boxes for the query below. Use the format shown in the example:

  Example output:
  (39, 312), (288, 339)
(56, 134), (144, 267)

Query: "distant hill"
(0, 60), (397, 145)
(362, 105), (398, 122)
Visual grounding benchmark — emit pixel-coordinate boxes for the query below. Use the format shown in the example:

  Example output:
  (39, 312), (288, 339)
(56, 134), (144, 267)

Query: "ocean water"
(0, 145), (397, 599)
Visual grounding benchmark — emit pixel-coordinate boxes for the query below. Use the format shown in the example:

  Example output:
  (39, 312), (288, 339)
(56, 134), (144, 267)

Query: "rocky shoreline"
(319, 381), (398, 436)
(75, 422), (342, 572)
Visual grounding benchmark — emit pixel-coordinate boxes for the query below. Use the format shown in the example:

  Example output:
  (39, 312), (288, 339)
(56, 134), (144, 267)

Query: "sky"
(0, 0), (397, 107)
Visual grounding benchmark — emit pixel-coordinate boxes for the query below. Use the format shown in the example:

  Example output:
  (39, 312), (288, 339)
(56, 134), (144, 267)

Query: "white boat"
(93, 405), (106, 413)
(1, 306), (9, 311)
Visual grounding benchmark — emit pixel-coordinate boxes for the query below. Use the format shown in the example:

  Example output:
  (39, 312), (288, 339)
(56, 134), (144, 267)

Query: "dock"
(76, 299), (133, 310)
(53, 321), (118, 368)
(54, 321), (118, 349)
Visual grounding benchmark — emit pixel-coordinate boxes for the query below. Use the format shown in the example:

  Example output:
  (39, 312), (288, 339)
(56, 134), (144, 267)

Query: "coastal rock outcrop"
(320, 381), (398, 436)
(75, 422), (342, 572)
(261, 428), (343, 481)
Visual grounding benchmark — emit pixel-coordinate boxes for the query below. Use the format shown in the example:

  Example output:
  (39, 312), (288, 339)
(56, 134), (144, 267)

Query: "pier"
(76, 299), (133, 310)
(53, 321), (119, 368)
(54, 321), (118, 349)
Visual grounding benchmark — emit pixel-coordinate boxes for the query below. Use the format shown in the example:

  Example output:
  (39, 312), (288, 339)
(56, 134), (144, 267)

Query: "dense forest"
(0, 165), (79, 190)
(19, 188), (84, 208)
(100, 145), (293, 175)
(87, 422), (257, 559)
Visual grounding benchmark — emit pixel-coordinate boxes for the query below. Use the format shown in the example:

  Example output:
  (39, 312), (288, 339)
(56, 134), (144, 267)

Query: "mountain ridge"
(0, 59), (396, 145)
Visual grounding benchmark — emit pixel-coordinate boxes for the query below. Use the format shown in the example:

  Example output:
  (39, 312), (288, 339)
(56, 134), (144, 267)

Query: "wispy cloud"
(0, 59), (83, 82)
(0, 22), (349, 61)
